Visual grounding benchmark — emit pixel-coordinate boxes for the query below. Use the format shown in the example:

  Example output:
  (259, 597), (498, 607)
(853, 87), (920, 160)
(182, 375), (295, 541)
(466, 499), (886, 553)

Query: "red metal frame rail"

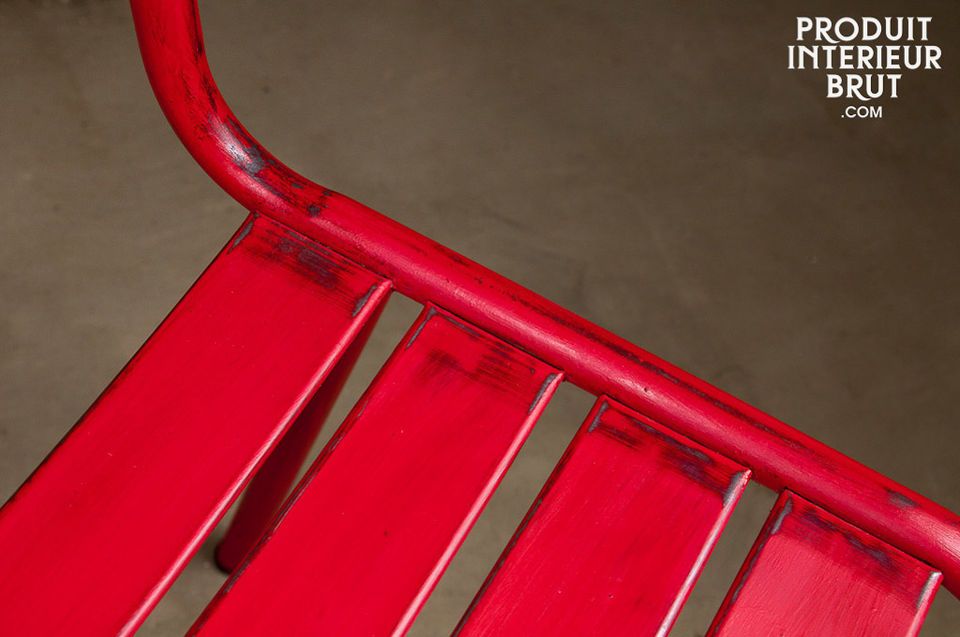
(130, 0), (960, 597)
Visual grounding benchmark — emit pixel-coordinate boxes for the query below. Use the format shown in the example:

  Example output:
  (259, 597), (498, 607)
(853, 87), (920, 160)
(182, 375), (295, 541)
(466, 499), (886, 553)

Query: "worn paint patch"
(230, 218), (254, 251)
(586, 402), (609, 433)
(528, 373), (559, 413)
(769, 496), (793, 535)
(624, 414), (711, 465)
(723, 471), (749, 506)
(405, 307), (437, 349)
(887, 488), (919, 509)
(352, 284), (380, 318)
(439, 312), (482, 339)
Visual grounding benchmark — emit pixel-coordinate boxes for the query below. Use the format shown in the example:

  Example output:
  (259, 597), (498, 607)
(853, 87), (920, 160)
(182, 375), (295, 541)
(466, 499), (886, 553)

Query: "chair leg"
(214, 301), (386, 572)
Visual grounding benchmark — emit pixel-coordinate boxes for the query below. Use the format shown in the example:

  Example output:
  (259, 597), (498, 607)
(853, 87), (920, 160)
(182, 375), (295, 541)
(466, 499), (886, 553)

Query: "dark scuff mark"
(189, 3), (205, 61)
(239, 141), (265, 176)
(723, 471), (748, 506)
(244, 222), (354, 288)
(296, 247), (338, 287)
(528, 373), (559, 413)
(770, 496), (793, 535)
(844, 532), (896, 571)
(587, 401), (609, 433)
(887, 489), (919, 509)
(201, 74), (218, 114)
(799, 507), (897, 572)
(673, 452), (708, 484)
(799, 506), (839, 533)
(593, 409), (728, 496)
(474, 350), (524, 394)
(406, 307), (437, 349)
(598, 423), (644, 448)
(277, 238), (296, 254)
(283, 229), (331, 254)
(624, 414), (711, 464)
(352, 284), (380, 318)
(222, 119), (295, 207)
(218, 116), (265, 177)
(257, 174), (291, 203)
(291, 181), (305, 189)
(305, 190), (336, 218)
(424, 349), (464, 377)
(440, 312), (482, 339)
(229, 218), (254, 251)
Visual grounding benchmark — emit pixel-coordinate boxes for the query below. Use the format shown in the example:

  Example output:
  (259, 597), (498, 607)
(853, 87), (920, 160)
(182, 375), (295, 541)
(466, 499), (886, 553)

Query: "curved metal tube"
(131, 0), (960, 595)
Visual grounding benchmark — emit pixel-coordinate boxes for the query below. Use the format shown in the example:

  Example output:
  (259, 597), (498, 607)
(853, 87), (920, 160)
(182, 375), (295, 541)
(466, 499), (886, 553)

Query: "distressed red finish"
(456, 398), (749, 636)
(0, 215), (389, 636)
(1, 0), (957, 633)
(129, 0), (960, 596)
(214, 302), (385, 573)
(709, 491), (942, 637)
(191, 307), (561, 636)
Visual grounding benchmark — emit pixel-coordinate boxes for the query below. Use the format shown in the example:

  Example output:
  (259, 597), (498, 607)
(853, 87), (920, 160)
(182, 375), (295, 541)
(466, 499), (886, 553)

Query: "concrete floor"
(2, 0), (958, 634)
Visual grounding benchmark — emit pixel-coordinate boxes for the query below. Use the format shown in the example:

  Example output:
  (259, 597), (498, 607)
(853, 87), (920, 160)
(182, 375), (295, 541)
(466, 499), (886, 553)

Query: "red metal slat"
(456, 398), (750, 637)
(190, 306), (562, 636)
(128, 0), (960, 595)
(214, 301), (385, 573)
(0, 215), (390, 636)
(709, 491), (942, 637)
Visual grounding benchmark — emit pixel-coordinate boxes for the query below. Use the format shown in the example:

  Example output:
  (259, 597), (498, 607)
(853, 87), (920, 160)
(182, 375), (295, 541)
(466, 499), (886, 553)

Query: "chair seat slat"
(455, 398), (750, 636)
(0, 215), (389, 636)
(190, 306), (561, 636)
(709, 491), (941, 637)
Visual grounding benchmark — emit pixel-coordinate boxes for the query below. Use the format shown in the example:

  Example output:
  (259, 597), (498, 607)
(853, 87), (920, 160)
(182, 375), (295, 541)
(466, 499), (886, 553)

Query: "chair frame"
(0, 1), (957, 634)
(131, 0), (960, 597)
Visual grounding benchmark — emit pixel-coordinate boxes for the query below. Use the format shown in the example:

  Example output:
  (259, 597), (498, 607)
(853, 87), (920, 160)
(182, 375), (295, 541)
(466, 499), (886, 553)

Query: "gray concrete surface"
(1, 0), (958, 634)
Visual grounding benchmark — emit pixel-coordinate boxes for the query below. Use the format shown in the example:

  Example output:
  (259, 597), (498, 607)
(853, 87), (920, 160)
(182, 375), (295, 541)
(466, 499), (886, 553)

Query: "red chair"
(0, 1), (956, 634)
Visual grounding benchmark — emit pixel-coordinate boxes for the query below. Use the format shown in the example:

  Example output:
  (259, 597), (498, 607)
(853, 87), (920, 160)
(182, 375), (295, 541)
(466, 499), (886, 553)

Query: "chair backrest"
(0, 1), (956, 635)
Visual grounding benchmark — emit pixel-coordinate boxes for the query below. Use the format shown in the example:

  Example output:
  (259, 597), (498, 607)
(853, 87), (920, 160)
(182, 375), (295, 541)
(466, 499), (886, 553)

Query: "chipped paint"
(769, 496), (793, 535)
(405, 307), (437, 349)
(229, 218), (254, 250)
(129, 0), (960, 606)
(887, 489), (919, 509)
(586, 401), (609, 433)
(723, 471), (749, 506)
(528, 373), (559, 413)
(352, 284), (380, 318)
(624, 414), (712, 464)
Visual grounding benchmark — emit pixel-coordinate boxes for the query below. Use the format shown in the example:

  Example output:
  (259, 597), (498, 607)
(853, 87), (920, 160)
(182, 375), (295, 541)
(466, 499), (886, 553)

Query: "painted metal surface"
(190, 307), (562, 636)
(214, 302), (385, 573)
(709, 491), (942, 637)
(456, 398), (749, 637)
(0, 215), (390, 636)
(129, 0), (960, 595)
